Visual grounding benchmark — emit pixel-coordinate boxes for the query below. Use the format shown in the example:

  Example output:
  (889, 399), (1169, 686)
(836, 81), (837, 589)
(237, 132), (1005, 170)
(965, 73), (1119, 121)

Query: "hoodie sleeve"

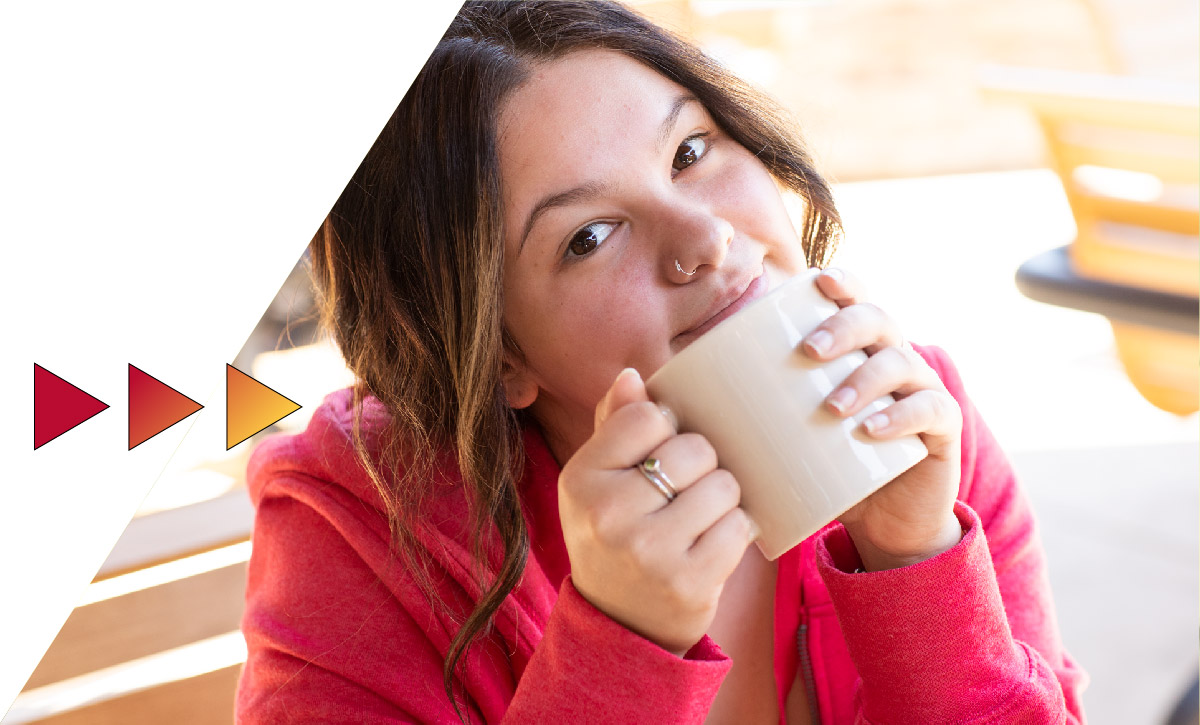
(503, 576), (731, 723)
(237, 468), (730, 724)
(813, 344), (1088, 724)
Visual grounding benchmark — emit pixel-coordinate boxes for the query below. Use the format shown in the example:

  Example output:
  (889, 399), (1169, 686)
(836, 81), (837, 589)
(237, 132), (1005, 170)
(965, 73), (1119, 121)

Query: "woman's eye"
(672, 134), (708, 172)
(566, 221), (616, 258)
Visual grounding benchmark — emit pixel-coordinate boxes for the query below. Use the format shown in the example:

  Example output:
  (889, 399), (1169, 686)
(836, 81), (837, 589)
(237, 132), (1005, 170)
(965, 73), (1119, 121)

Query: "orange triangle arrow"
(128, 365), (204, 450)
(226, 364), (301, 450)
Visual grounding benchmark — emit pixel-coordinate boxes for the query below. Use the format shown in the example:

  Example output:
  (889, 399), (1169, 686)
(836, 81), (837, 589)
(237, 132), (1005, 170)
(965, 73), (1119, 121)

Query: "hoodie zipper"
(796, 622), (821, 725)
(796, 619), (825, 725)
(794, 536), (821, 725)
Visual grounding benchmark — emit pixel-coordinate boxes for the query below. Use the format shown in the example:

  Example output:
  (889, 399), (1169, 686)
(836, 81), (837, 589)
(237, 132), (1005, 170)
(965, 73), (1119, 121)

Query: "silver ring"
(638, 457), (678, 502)
(675, 259), (698, 276)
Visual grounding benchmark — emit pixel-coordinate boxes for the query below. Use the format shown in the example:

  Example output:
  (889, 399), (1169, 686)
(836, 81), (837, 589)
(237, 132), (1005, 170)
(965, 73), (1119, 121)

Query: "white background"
(0, 1), (463, 714)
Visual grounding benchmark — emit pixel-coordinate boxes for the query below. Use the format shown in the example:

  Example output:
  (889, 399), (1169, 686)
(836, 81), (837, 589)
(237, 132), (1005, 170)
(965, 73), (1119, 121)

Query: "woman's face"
(498, 49), (807, 457)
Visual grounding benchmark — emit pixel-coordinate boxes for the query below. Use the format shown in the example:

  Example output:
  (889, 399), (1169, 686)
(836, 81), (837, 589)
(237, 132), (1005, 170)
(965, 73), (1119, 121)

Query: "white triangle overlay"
(0, 0), (463, 715)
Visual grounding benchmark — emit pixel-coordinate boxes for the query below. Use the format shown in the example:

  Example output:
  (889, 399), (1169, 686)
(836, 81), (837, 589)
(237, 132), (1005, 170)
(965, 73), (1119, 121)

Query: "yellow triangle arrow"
(226, 364), (301, 450)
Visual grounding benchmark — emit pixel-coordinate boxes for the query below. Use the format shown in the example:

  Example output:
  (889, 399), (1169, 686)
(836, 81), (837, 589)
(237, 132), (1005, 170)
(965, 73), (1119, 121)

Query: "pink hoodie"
(237, 344), (1088, 723)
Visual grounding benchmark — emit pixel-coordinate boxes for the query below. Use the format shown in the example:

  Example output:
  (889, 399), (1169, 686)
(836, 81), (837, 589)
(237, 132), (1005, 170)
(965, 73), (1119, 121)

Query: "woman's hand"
(802, 268), (964, 572)
(559, 368), (760, 657)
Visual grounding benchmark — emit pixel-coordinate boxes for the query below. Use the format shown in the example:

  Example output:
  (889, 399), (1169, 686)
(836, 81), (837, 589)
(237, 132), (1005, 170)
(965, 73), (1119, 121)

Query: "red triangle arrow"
(128, 364), (203, 450)
(34, 364), (110, 450)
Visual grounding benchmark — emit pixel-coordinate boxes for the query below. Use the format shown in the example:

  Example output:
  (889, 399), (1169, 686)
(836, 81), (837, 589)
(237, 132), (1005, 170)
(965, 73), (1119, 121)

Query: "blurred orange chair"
(982, 66), (1198, 415)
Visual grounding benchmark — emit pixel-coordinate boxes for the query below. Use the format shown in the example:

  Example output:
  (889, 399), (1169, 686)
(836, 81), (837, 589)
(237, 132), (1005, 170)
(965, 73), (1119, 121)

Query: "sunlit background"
(11, 1), (1196, 723)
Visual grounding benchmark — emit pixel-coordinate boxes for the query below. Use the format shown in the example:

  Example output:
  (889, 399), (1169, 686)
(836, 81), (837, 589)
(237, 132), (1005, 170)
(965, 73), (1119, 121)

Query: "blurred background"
(10, 1), (1196, 723)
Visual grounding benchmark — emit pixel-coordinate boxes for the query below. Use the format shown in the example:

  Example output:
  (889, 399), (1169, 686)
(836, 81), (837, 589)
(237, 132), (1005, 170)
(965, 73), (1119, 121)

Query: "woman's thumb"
(594, 367), (650, 429)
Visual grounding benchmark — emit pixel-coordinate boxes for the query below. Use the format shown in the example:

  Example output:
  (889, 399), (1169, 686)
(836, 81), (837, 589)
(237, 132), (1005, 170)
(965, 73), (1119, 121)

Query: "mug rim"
(646, 266), (823, 387)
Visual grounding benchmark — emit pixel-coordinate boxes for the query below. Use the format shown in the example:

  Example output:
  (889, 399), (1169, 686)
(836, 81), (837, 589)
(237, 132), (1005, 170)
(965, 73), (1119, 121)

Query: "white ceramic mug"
(645, 268), (929, 560)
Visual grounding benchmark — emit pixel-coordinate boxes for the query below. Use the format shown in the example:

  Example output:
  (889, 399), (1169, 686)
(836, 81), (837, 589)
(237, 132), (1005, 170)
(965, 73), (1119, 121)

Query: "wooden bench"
(981, 66), (1199, 415)
(8, 488), (254, 724)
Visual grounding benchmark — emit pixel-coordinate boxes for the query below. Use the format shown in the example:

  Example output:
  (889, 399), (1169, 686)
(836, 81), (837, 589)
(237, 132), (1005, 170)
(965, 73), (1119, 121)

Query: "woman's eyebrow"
(519, 180), (611, 255)
(655, 93), (699, 153)
(517, 92), (699, 255)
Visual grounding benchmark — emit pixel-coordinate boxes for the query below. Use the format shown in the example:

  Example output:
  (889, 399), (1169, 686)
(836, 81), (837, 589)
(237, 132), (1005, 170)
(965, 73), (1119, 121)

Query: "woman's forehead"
(496, 49), (699, 224)
(500, 49), (687, 135)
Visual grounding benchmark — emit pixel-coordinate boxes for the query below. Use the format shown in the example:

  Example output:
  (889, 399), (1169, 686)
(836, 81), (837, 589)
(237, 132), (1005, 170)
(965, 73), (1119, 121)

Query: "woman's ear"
(501, 354), (539, 410)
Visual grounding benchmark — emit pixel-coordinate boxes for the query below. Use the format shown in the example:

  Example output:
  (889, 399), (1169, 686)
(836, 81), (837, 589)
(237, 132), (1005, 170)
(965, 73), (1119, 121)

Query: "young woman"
(236, 2), (1087, 722)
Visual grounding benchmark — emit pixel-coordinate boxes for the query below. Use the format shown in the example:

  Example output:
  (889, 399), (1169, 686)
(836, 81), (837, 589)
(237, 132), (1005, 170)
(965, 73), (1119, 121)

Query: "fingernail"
(748, 518), (762, 542)
(805, 330), (833, 356)
(863, 412), (889, 434)
(619, 367), (642, 384)
(828, 387), (856, 414)
(657, 403), (678, 431)
(821, 268), (843, 283)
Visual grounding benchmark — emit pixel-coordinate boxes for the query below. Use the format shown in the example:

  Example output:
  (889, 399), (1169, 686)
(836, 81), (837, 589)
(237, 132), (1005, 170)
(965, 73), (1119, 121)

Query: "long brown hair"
(308, 1), (841, 719)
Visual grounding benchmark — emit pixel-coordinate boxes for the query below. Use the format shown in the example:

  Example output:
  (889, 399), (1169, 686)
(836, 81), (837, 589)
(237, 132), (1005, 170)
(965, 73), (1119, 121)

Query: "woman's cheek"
(736, 168), (808, 273)
(765, 233), (806, 277)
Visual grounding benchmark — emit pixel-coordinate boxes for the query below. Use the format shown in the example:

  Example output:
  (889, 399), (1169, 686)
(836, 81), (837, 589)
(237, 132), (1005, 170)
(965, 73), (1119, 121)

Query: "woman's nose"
(655, 201), (734, 283)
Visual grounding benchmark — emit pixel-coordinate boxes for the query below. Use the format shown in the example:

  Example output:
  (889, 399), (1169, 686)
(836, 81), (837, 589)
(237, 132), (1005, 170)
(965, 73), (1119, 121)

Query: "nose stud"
(675, 259), (698, 276)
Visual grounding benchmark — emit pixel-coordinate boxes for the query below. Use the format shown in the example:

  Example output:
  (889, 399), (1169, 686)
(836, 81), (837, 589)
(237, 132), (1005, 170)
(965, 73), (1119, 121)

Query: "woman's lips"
(674, 272), (768, 348)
